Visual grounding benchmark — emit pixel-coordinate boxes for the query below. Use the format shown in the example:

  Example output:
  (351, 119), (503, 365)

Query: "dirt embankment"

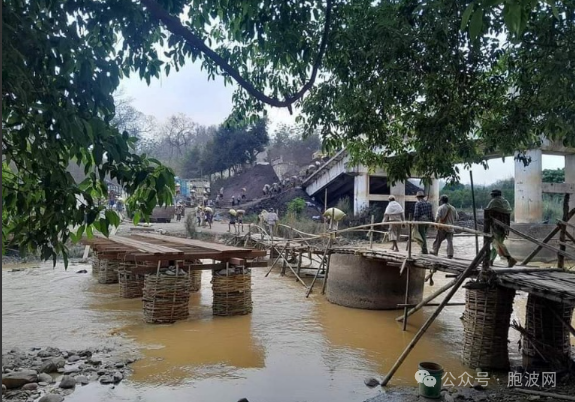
(243, 188), (322, 218)
(212, 164), (279, 202)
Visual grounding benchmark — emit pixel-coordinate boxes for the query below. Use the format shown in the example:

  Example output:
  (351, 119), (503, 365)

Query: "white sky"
(120, 62), (565, 185)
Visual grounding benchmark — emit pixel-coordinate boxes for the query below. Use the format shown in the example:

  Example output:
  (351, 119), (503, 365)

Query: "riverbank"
(2, 347), (137, 402)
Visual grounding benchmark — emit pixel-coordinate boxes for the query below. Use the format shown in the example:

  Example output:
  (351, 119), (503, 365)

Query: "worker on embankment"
(484, 189), (517, 267)
(229, 209), (238, 234)
(236, 209), (245, 232)
(266, 209), (279, 236)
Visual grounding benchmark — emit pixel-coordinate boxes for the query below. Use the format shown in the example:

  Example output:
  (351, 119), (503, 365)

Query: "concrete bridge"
(301, 140), (575, 224)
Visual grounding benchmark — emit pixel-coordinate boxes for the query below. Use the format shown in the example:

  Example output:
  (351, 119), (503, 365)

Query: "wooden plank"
(541, 182), (575, 194)
(135, 233), (254, 254)
(108, 236), (183, 254)
(229, 257), (246, 266)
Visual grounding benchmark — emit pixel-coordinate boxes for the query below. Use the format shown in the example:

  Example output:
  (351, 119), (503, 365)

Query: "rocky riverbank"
(363, 378), (575, 402)
(2, 347), (138, 402)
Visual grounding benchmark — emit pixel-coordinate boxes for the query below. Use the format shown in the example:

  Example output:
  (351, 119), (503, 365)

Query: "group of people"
(383, 189), (517, 267)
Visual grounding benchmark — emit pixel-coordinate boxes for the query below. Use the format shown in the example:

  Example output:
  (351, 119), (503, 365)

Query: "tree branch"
(139, 0), (332, 109)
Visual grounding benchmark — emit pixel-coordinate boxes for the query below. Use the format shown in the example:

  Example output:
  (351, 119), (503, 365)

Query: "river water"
(2, 238), (570, 402)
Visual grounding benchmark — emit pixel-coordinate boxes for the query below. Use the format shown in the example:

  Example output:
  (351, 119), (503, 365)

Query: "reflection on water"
(3, 237), (573, 402)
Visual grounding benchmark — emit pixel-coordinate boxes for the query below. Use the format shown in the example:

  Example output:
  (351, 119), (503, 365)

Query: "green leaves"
(469, 7), (484, 40)
(2, 0), (175, 267)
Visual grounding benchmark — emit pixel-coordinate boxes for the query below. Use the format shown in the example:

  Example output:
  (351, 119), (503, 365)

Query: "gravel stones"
(2, 370), (38, 389)
(58, 375), (76, 389)
(38, 394), (64, 402)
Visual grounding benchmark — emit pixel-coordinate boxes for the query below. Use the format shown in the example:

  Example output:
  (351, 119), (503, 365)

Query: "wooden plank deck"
(242, 233), (575, 305)
(82, 234), (267, 268)
(335, 245), (575, 305)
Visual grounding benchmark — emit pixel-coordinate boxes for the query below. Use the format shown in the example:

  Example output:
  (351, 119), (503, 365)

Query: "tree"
(134, 0), (573, 183)
(2, 0), (174, 264)
(238, 118), (270, 166)
(181, 146), (203, 178)
(3, 0), (571, 262)
(542, 168), (565, 183)
(112, 94), (157, 143)
(268, 124), (322, 166)
(162, 114), (200, 156)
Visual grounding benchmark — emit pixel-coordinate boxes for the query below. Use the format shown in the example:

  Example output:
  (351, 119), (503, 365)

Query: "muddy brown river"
(3, 238), (571, 402)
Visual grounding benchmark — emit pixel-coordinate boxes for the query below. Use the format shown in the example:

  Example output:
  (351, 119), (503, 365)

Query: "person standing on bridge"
(383, 195), (405, 252)
(413, 191), (433, 254)
(266, 209), (280, 237)
(484, 189), (517, 267)
(432, 195), (458, 259)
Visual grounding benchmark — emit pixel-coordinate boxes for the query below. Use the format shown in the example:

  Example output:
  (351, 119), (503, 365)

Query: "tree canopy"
(3, 0), (572, 262)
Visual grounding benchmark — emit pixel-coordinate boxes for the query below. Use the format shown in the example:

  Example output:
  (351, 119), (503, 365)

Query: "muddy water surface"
(3, 237), (562, 402)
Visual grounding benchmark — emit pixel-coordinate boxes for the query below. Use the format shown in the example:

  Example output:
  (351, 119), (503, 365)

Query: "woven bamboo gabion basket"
(462, 285), (516, 370)
(212, 271), (252, 316)
(523, 295), (573, 369)
(189, 271), (202, 292)
(142, 272), (191, 324)
(92, 256), (100, 277)
(118, 264), (146, 299)
(98, 259), (119, 284)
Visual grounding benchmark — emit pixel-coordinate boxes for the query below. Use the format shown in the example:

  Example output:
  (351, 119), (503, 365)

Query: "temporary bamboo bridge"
(228, 210), (575, 387)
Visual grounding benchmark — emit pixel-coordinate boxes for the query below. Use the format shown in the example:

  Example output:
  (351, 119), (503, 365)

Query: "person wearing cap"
(485, 189), (517, 267)
(413, 190), (433, 254)
(383, 195), (405, 252)
(432, 195), (459, 258)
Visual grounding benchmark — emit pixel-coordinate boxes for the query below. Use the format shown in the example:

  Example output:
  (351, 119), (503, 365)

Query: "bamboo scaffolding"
(522, 208), (575, 265)
(306, 238), (332, 298)
(559, 195), (570, 269)
(493, 219), (575, 261)
(396, 278), (458, 322)
(380, 242), (490, 386)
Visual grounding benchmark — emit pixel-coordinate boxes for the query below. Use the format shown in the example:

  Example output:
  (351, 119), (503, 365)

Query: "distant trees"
(441, 168), (568, 221)
(542, 168), (565, 184)
(442, 179), (515, 210)
(267, 124), (322, 166)
(196, 118), (270, 178)
(111, 98), (269, 179)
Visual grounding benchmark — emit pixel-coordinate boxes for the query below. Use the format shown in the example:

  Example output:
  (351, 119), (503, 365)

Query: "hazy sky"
(120, 62), (565, 185)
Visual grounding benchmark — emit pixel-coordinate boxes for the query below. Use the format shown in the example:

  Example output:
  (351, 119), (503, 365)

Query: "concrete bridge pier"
(354, 172), (369, 214)
(566, 154), (575, 214)
(515, 150), (543, 224)
(326, 254), (424, 309)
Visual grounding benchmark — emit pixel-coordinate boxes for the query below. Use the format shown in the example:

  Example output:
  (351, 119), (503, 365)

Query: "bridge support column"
(326, 254), (424, 309)
(462, 286), (515, 370)
(424, 179), (440, 211)
(390, 181), (405, 209)
(523, 295), (573, 370)
(565, 154), (575, 217)
(515, 150), (543, 223)
(354, 173), (369, 215)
